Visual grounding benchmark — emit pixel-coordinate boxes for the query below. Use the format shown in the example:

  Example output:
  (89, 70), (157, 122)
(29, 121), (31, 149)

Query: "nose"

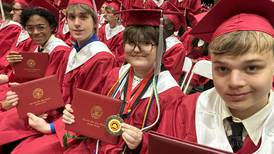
(32, 28), (40, 34)
(132, 44), (141, 52)
(228, 70), (247, 89)
(73, 17), (81, 27)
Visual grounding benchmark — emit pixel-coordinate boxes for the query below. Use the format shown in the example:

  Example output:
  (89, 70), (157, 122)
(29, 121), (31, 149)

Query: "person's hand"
(121, 123), (143, 150)
(0, 74), (8, 84)
(6, 51), (23, 64)
(1, 91), (19, 110)
(62, 104), (75, 124)
(27, 113), (51, 134)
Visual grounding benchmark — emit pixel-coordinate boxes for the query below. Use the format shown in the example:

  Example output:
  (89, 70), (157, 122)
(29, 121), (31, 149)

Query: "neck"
(229, 95), (269, 120)
(77, 33), (94, 47)
(109, 21), (117, 28)
(133, 67), (153, 79)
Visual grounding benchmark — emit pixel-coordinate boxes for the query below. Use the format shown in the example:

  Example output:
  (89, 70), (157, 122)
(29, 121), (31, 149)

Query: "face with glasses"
(25, 15), (52, 46)
(124, 40), (157, 77)
(10, 2), (23, 22)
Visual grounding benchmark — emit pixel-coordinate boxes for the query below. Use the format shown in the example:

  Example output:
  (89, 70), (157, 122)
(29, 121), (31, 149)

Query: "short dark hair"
(123, 26), (159, 45)
(20, 7), (57, 30)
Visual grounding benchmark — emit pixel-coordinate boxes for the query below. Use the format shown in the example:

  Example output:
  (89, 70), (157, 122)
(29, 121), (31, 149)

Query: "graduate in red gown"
(0, 5), (71, 149)
(61, 8), (184, 154)
(6, 0), (116, 153)
(157, 0), (274, 153)
(161, 1), (187, 82)
(0, 0), (28, 63)
(98, 0), (125, 66)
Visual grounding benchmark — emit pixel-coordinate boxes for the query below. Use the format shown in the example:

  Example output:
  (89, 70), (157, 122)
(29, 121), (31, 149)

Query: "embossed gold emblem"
(105, 115), (123, 136)
(26, 59), (36, 68)
(90, 105), (104, 120)
(32, 88), (44, 99)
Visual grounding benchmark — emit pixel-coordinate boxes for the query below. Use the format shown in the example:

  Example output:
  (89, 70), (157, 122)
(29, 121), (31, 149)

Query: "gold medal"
(105, 115), (123, 136)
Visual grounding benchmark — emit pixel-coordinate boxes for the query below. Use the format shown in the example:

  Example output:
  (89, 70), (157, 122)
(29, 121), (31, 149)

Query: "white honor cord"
(0, 0), (5, 21)
(95, 139), (100, 154)
(141, 75), (161, 132)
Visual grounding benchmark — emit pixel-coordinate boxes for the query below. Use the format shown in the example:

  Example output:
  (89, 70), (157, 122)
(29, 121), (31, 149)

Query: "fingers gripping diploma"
(62, 104), (75, 124)
(6, 51), (23, 64)
(121, 123), (143, 150)
(27, 112), (51, 134)
(1, 91), (19, 110)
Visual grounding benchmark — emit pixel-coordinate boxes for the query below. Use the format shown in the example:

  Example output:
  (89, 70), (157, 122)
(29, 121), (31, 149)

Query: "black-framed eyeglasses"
(12, 7), (23, 12)
(125, 41), (157, 52)
(25, 24), (48, 33)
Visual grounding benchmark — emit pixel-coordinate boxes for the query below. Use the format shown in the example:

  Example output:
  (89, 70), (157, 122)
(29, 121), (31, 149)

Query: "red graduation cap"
(54, 0), (69, 10)
(68, 0), (105, 10)
(119, 9), (185, 27)
(14, 0), (30, 7)
(188, 12), (207, 27)
(119, 9), (162, 27)
(105, 0), (122, 11)
(161, 1), (186, 31)
(179, 0), (202, 13)
(190, 0), (274, 42)
(29, 0), (60, 20)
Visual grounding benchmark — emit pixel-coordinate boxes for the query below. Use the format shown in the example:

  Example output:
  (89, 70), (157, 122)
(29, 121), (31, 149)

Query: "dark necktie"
(227, 117), (244, 152)
(38, 47), (44, 52)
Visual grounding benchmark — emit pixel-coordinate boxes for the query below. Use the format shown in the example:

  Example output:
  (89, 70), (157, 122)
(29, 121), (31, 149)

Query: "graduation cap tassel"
(0, 0), (5, 21)
(141, 11), (164, 132)
(154, 11), (164, 75)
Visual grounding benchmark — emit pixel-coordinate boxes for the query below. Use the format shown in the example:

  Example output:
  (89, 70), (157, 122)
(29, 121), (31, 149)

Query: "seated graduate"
(0, 2), (70, 148)
(0, 0), (116, 153)
(157, 0), (274, 153)
(1, 3), (70, 111)
(62, 9), (184, 154)
(98, 0), (125, 67)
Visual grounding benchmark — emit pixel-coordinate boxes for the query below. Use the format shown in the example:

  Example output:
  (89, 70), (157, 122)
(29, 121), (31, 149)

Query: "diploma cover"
(12, 52), (49, 80)
(10, 75), (64, 119)
(148, 131), (232, 154)
(65, 88), (122, 144)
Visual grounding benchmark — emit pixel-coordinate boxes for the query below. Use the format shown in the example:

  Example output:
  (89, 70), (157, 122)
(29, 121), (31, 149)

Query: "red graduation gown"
(0, 36), (70, 145)
(98, 24), (125, 67)
(10, 41), (116, 154)
(163, 35), (187, 82)
(62, 65), (184, 154)
(157, 90), (267, 154)
(56, 18), (74, 47)
(0, 21), (22, 60)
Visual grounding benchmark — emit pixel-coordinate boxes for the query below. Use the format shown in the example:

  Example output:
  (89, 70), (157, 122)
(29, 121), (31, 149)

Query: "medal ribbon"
(120, 68), (154, 115)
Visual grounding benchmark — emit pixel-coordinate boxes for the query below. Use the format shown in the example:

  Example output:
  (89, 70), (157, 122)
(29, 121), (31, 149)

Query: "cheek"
(253, 74), (272, 92)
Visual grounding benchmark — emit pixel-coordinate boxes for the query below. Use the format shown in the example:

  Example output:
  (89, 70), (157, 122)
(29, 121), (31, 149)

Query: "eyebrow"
(213, 59), (265, 65)
(26, 24), (47, 26)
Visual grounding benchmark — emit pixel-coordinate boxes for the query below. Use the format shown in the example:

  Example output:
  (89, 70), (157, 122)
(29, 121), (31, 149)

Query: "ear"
(272, 57), (274, 76)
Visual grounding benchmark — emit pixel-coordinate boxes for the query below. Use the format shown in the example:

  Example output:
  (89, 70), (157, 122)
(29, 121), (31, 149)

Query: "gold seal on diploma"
(105, 115), (123, 136)
(27, 59), (36, 68)
(32, 88), (44, 99)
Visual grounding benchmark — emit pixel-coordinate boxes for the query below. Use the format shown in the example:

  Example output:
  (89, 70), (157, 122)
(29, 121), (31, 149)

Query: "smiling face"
(66, 4), (97, 47)
(209, 31), (274, 119)
(123, 26), (159, 78)
(25, 15), (52, 46)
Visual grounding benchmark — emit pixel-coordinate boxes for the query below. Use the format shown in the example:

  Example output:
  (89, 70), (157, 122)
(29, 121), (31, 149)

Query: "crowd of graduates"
(0, 0), (273, 153)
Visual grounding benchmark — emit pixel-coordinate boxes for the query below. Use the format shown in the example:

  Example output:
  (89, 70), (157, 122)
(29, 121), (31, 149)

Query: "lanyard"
(119, 68), (154, 116)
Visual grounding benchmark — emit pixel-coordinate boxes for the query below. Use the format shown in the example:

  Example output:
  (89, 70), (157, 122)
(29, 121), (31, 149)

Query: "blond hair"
(66, 4), (98, 26)
(209, 31), (274, 56)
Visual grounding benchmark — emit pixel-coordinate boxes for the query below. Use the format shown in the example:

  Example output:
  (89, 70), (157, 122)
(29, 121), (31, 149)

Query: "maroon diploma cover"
(148, 131), (232, 154)
(65, 88), (122, 144)
(10, 75), (64, 119)
(12, 52), (49, 80)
